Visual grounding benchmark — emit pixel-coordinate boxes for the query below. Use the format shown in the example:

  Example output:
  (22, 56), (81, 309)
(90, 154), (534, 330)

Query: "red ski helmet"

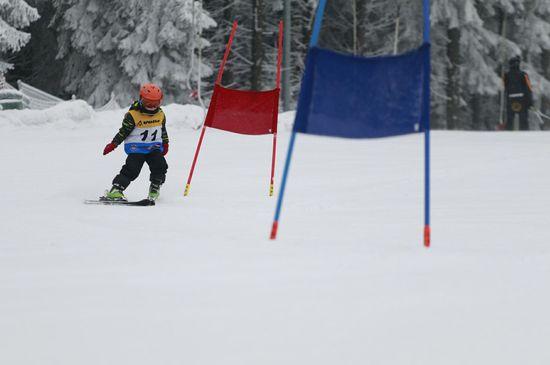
(139, 83), (163, 109)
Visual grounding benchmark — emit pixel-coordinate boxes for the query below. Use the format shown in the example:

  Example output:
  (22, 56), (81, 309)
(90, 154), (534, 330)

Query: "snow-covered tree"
(8, 0), (550, 130)
(430, 0), (519, 129)
(319, 0), (411, 56)
(52, 0), (215, 106)
(203, 0), (283, 92)
(0, 0), (39, 73)
(513, 0), (550, 106)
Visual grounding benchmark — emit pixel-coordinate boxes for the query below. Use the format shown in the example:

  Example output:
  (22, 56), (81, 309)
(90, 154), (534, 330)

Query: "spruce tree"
(0, 0), (39, 73)
(52, 0), (215, 106)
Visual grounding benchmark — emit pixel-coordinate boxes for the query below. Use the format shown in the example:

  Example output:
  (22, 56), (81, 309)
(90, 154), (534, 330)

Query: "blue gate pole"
(423, 0), (431, 247)
(270, 0), (328, 240)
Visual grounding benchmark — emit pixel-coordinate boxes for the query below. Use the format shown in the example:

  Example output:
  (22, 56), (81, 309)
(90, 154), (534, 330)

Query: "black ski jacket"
(504, 69), (533, 107)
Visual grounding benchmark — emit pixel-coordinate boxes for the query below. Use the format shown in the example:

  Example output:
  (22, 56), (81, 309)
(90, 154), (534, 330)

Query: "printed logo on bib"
(136, 119), (162, 127)
(129, 110), (164, 129)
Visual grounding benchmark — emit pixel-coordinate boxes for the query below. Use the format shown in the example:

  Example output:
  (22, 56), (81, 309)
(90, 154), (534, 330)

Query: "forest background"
(2, 0), (550, 130)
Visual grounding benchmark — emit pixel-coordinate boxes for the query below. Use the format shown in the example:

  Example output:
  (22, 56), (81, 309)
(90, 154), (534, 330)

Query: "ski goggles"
(141, 98), (161, 110)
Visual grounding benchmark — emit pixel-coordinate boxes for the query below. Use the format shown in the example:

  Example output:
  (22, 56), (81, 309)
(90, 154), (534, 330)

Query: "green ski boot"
(148, 183), (161, 201)
(103, 185), (127, 201)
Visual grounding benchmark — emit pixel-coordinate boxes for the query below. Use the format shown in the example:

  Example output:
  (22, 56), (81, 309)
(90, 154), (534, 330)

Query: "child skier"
(102, 83), (169, 201)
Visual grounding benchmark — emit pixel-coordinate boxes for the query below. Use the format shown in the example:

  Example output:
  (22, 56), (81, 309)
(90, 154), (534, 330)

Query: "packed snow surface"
(1, 102), (549, 364)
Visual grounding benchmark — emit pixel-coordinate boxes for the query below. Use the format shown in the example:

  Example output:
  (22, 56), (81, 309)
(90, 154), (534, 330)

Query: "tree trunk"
(6, 0), (64, 96)
(446, 27), (461, 130)
(282, 0), (291, 110)
(496, 7), (507, 125)
(251, 0), (265, 90)
(541, 49), (550, 129)
(221, 0), (234, 86)
(356, 0), (368, 54)
(352, 0), (357, 55)
(471, 94), (482, 131)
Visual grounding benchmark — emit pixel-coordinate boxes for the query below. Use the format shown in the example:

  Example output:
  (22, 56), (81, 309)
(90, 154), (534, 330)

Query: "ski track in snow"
(1, 105), (549, 365)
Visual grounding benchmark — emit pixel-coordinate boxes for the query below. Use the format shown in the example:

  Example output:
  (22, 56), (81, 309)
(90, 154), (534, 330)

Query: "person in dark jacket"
(503, 55), (533, 130)
(102, 83), (169, 201)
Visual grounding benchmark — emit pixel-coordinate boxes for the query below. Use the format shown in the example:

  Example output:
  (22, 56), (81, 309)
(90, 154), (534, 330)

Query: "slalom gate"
(184, 20), (284, 197)
(270, 0), (432, 247)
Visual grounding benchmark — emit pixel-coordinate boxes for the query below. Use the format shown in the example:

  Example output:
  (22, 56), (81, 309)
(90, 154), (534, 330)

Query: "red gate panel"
(205, 84), (280, 135)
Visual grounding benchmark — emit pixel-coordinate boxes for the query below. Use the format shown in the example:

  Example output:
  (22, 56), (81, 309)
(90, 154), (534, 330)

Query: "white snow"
(0, 100), (94, 127)
(0, 102), (549, 364)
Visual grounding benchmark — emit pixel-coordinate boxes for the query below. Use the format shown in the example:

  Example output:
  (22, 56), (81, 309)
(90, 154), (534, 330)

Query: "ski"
(84, 198), (155, 206)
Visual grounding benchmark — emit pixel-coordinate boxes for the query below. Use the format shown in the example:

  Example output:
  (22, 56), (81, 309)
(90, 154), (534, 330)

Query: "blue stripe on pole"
(293, 44), (430, 139)
(423, 47), (431, 227)
(310, 0), (328, 47)
(423, 0), (431, 231)
(423, 0), (430, 43)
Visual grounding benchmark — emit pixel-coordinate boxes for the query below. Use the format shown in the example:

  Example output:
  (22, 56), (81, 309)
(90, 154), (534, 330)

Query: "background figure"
(503, 56), (533, 131)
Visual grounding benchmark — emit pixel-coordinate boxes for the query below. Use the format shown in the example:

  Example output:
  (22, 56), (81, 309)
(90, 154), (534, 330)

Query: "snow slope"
(1, 102), (549, 365)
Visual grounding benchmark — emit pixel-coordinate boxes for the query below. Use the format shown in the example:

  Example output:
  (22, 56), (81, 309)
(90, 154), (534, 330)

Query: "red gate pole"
(184, 21), (238, 197)
(217, 20), (238, 84)
(270, 131), (277, 196)
(270, 21), (284, 196)
(184, 125), (207, 196)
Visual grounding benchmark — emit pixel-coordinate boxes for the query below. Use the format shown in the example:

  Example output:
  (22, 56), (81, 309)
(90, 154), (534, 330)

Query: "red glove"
(162, 143), (169, 156)
(103, 142), (117, 155)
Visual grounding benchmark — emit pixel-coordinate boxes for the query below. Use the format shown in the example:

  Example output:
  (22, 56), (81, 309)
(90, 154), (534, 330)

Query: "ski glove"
(163, 143), (169, 156)
(103, 142), (117, 155)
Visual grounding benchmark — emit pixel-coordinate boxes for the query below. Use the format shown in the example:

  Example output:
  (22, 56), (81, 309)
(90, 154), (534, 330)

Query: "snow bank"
(0, 100), (94, 128)
(162, 105), (297, 131)
(0, 100), (296, 131)
(0, 101), (205, 130)
(94, 103), (206, 130)
(162, 103), (205, 130)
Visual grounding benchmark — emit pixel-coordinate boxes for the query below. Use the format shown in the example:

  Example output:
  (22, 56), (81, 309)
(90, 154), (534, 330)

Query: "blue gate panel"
(293, 44), (430, 138)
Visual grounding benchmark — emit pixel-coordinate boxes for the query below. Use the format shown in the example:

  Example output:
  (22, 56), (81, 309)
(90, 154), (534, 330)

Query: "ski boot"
(102, 185), (127, 202)
(147, 183), (161, 201)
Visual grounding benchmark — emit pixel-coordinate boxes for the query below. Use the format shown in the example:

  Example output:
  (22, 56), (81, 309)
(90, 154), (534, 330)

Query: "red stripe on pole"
(217, 20), (238, 85)
(424, 225), (431, 248)
(270, 221), (279, 240)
